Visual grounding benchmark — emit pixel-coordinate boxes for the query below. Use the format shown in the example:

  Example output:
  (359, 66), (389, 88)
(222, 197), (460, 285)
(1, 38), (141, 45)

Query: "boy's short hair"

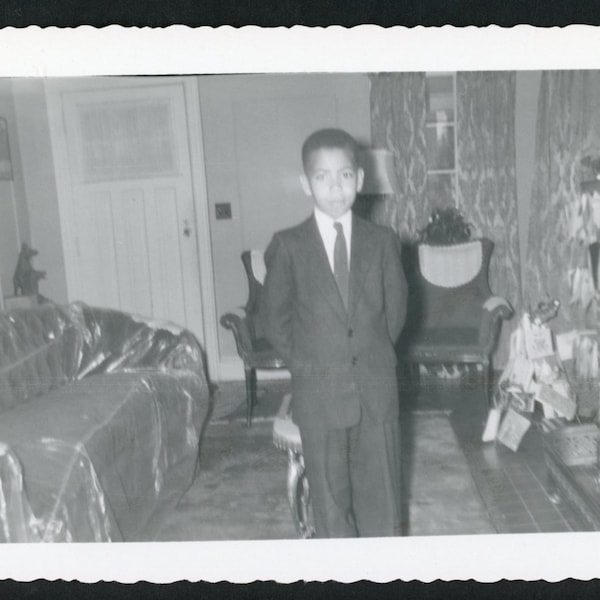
(301, 128), (359, 171)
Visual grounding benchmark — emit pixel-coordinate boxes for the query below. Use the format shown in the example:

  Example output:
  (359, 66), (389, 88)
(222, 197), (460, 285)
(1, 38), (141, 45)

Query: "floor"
(154, 379), (497, 540)
(413, 369), (589, 534)
(156, 371), (592, 540)
(153, 418), (298, 541)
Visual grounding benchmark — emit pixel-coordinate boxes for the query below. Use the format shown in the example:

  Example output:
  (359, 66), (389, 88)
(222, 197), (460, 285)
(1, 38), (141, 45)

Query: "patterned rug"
(402, 412), (494, 536)
(210, 379), (290, 424)
(153, 386), (494, 541)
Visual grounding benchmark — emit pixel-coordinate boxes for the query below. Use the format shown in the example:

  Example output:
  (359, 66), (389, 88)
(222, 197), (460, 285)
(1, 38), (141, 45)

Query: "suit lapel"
(305, 216), (348, 323)
(348, 216), (375, 319)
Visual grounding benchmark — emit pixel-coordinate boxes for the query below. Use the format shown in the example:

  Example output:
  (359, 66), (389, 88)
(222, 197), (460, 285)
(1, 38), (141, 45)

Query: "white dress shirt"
(313, 207), (352, 273)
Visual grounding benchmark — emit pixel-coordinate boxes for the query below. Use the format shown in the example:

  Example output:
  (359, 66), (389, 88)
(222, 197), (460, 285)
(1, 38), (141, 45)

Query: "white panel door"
(53, 80), (205, 344)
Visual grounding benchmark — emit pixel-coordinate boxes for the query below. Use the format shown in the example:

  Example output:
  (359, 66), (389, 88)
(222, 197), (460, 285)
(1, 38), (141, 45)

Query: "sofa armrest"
(479, 296), (513, 350)
(67, 302), (207, 378)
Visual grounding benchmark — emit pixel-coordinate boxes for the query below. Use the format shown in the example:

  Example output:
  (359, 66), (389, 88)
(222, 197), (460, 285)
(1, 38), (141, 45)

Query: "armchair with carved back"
(399, 238), (513, 407)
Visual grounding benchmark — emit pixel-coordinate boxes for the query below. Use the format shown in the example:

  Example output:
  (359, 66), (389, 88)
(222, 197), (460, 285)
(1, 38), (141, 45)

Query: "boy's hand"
(384, 231), (408, 343)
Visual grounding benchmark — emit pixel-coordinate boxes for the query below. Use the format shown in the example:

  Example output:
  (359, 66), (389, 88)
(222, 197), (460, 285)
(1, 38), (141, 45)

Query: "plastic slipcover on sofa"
(0, 301), (210, 542)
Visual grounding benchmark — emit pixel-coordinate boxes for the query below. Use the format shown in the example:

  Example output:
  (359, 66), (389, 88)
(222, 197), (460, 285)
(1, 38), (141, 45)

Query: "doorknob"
(183, 219), (191, 237)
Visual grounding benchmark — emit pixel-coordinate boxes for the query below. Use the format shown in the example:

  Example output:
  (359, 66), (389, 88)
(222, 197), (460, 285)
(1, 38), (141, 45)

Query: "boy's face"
(300, 147), (364, 220)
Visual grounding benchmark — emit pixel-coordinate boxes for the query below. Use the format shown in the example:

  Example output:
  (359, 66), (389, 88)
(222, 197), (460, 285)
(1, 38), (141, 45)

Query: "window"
(78, 100), (178, 182)
(425, 73), (457, 207)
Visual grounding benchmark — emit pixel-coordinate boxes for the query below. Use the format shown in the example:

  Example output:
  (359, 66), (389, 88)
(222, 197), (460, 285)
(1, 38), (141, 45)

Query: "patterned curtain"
(369, 72), (428, 239)
(525, 71), (600, 333)
(371, 71), (520, 366)
(456, 72), (521, 365)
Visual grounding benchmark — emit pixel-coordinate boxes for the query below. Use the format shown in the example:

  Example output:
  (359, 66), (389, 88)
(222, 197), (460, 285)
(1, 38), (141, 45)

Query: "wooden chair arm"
(219, 312), (253, 359)
(219, 312), (243, 331)
(479, 296), (514, 350)
(483, 296), (513, 316)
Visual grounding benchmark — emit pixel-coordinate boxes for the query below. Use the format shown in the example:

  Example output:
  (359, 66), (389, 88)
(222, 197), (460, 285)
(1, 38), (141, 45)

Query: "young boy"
(261, 128), (407, 538)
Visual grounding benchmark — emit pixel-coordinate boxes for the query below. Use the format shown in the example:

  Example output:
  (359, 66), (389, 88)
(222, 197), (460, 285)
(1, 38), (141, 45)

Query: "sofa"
(0, 301), (210, 542)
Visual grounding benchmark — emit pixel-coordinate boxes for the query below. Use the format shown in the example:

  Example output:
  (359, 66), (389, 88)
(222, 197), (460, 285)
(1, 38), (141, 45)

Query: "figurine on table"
(13, 242), (46, 297)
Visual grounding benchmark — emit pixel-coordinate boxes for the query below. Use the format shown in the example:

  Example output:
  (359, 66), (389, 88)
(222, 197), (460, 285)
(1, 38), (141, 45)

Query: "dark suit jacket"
(261, 213), (407, 430)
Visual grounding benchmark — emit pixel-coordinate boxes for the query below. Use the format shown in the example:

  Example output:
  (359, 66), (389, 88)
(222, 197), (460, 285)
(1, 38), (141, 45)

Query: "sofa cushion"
(0, 370), (206, 542)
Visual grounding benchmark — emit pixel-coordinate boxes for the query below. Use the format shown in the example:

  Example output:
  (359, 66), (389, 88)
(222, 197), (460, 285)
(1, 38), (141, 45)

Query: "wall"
(11, 79), (67, 304)
(0, 78), (30, 301)
(4, 73), (544, 377)
(515, 71), (542, 297)
(198, 73), (372, 368)
(5, 74), (371, 376)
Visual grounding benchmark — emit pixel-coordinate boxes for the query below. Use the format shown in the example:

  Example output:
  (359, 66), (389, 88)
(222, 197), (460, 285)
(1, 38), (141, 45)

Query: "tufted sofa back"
(0, 304), (79, 413)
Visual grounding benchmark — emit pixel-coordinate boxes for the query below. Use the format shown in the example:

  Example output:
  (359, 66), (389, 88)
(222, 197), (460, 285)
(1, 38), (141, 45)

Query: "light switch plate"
(215, 203), (232, 220)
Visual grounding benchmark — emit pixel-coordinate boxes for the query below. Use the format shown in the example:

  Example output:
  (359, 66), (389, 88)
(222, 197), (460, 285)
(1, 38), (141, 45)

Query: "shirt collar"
(313, 207), (352, 233)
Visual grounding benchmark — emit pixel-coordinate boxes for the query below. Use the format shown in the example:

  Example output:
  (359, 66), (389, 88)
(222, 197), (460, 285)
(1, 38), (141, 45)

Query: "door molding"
(45, 79), (80, 310)
(44, 76), (220, 381)
(186, 77), (220, 382)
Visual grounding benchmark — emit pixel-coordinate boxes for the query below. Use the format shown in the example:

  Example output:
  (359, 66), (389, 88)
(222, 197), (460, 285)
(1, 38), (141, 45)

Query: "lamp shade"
(359, 149), (398, 195)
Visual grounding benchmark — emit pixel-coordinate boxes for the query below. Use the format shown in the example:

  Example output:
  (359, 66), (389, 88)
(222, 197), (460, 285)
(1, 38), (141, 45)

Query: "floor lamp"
(355, 149), (398, 223)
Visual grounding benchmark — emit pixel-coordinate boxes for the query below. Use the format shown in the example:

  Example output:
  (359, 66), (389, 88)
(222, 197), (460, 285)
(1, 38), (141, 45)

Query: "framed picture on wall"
(0, 117), (13, 180)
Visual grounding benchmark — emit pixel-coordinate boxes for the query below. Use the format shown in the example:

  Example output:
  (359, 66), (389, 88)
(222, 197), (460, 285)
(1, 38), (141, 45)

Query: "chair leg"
(287, 449), (314, 538)
(483, 358), (492, 409)
(411, 362), (420, 385)
(409, 362), (420, 405)
(244, 365), (257, 428)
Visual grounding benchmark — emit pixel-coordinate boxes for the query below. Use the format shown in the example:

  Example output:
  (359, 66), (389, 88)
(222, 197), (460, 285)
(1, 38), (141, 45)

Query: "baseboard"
(217, 356), (291, 383)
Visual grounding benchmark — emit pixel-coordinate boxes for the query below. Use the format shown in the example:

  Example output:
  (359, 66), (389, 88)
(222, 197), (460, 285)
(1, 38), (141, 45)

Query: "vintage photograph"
(1, 27), (600, 581)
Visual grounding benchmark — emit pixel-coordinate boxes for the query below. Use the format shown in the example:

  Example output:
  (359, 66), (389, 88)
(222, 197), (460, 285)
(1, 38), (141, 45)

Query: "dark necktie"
(333, 222), (349, 309)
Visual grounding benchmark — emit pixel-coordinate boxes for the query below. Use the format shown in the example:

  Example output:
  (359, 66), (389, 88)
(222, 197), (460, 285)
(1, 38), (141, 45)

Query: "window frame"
(425, 71), (458, 208)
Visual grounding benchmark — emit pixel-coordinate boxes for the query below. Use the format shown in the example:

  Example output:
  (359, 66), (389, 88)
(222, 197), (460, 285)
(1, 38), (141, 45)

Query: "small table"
(3, 295), (39, 311)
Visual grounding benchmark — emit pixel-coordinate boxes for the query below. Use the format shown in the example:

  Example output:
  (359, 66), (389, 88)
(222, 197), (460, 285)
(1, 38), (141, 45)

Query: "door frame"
(44, 75), (221, 381)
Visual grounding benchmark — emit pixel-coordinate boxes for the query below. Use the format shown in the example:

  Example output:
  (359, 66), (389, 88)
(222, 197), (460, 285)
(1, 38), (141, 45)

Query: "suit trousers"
(299, 412), (402, 538)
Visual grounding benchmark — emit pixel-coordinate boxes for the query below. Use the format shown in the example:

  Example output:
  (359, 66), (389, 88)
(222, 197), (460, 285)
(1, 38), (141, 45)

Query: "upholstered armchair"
(399, 238), (513, 407)
(220, 250), (287, 427)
